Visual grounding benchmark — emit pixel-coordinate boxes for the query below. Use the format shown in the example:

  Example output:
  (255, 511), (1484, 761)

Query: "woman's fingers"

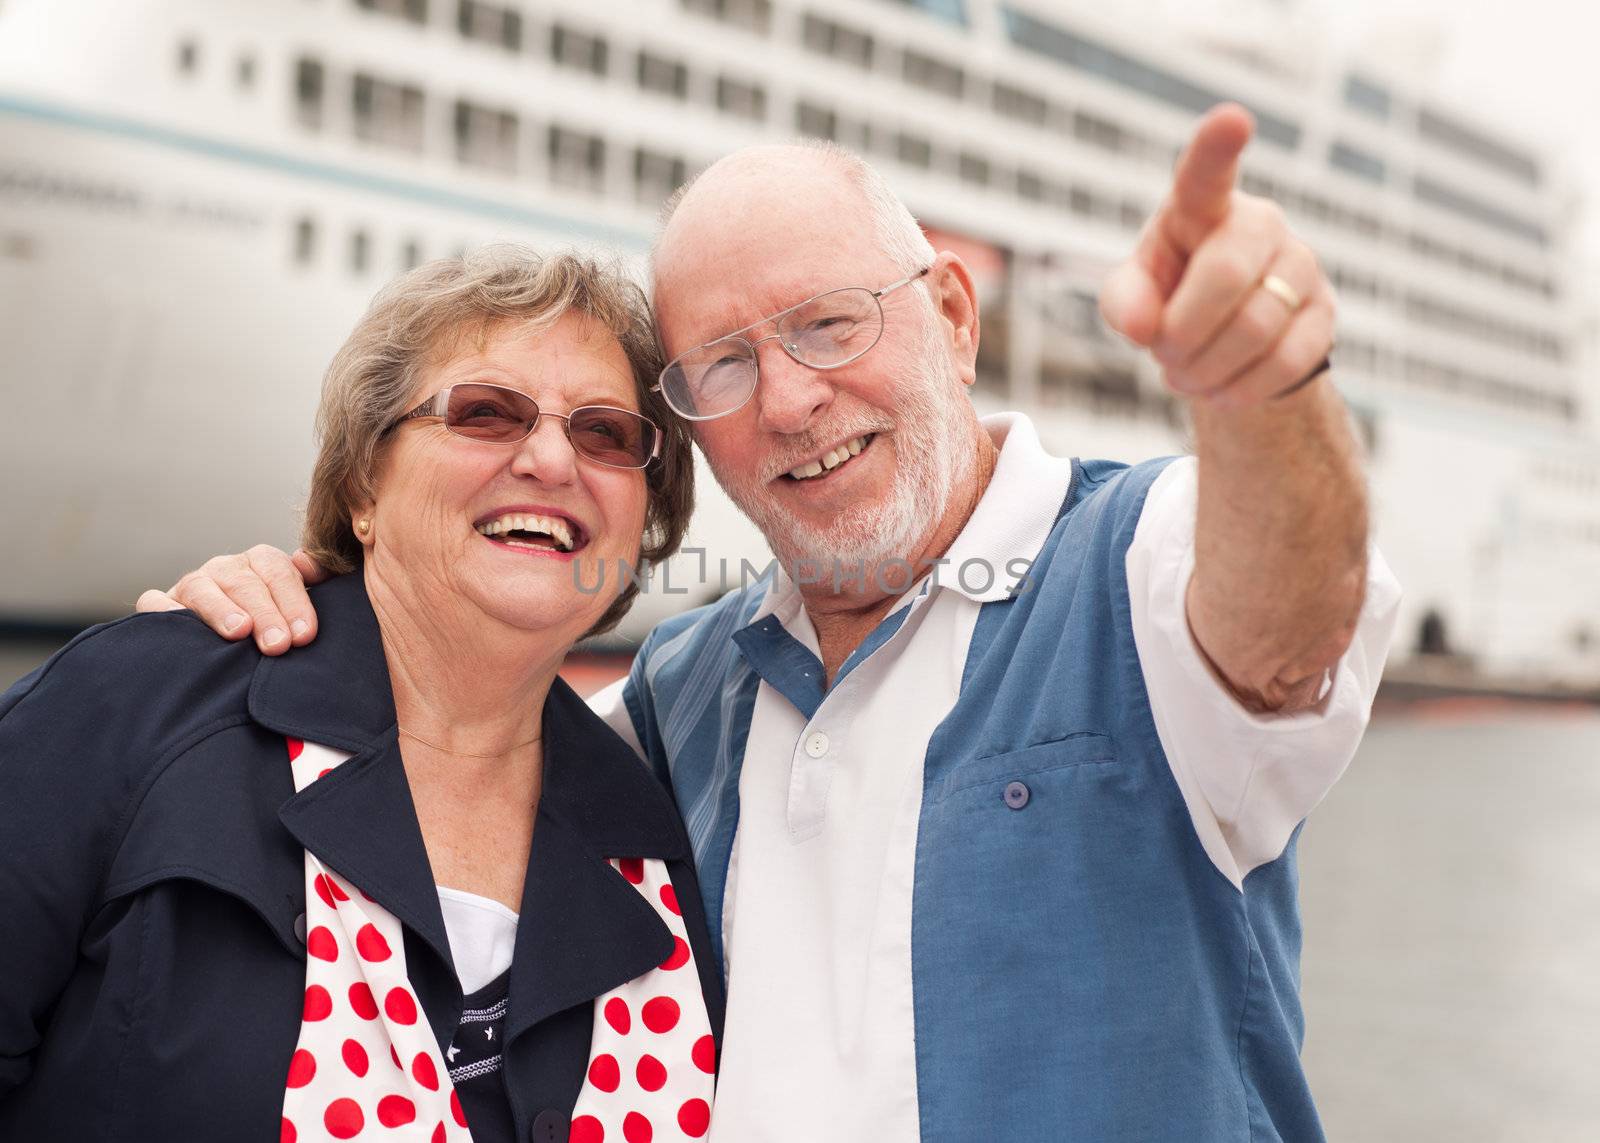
(1171, 240), (1322, 396)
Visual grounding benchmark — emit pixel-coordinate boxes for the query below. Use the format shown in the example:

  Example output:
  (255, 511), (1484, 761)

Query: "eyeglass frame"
(389, 382), (664, 469)
(653, 265), (932, 422)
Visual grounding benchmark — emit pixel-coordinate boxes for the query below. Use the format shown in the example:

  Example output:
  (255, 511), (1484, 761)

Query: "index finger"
(1164, 103), (1255, 253)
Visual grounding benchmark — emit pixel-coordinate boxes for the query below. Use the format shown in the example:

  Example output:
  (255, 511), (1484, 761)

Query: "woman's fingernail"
(291, 619), (309, 638)
(224, 613), (245, 632)
(263, 627), (286, 647)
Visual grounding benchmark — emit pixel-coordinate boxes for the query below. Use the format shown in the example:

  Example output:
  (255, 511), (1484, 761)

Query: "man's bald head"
(651, 141), (935, 309)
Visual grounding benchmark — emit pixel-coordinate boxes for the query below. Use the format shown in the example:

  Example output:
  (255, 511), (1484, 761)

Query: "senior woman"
(0, 250), (720, 1142)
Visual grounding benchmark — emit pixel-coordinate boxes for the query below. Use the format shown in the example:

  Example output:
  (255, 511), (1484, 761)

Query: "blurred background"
(2, 0), (1597, 1136)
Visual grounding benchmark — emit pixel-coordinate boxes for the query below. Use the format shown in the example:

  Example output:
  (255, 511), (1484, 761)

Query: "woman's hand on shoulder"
(135, 546), (329, 655)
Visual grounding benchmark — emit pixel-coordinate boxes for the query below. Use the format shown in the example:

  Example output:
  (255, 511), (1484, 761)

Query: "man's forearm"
(1187, 374), (1369, 712)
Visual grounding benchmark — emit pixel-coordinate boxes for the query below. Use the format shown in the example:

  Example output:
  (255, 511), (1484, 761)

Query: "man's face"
(653, 162), (974, 576)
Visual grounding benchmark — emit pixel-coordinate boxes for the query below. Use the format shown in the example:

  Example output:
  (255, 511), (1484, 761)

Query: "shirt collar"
(931, 411), (1076, 603)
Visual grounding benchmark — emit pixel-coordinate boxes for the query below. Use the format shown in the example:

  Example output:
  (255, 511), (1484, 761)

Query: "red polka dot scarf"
(280, 738), (716, 1142)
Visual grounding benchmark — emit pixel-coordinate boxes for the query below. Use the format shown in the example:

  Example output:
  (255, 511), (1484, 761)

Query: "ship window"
(294, 58), (325, 129)
(1120, 200), (1146, 230)
(552, 25), (608, 77)
(1329, 141), (1385, 184)
(894, 132), (932, 169)
(1001, 6), (1301, 149)
(638, 51), (689, 100)
(795, 101), (837, 141)
(293, 216), (317, 264)
(458, 0), (523, 51)
(1418, 105), (1540, 187)
(350, 229), (371, 275)
(355, 0), (428, 25)
(1072, 110), (1130, 154)
(454, 100), (519, 173)
(801, 14), (874, 70)
(236, 53), (257, 91)
(548, 126), (606, 192)
(1016, 170), (1046, 202)
(902, 49), (964, 99)
(957, 151), (990, 187)
(176, 38), (199, 76)
(352, 73), (426, 152)
(1413, 176), (1547, 247)
(1343, 74), (1391, 121)
(715, 75), (767, 122)
(635, 148), (688, 205)
(401, 239), (423, 270)
(992, 82), (1047, 127)
(879, 0), (968, 26)
(679, 0), (772, 35)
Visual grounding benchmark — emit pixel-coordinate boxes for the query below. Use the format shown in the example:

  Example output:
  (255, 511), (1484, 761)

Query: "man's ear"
(929, 252), (980, 387)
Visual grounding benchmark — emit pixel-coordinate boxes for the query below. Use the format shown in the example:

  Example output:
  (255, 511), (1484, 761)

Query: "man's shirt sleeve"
(1124, 456), (1402, 888)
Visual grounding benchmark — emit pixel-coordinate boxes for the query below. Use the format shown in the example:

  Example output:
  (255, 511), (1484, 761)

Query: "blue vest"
(621, 458), (1321, 1141)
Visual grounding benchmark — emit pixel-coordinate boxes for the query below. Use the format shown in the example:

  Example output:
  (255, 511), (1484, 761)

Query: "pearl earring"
(357, 519), (371, 535)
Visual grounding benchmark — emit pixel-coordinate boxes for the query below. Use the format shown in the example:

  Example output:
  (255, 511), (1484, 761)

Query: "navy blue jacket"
(0, 573), (724, 1142)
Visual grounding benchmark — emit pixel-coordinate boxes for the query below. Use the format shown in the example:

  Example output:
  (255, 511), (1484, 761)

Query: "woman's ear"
(929, 252), (980, 387)
(351, 506), (375, 548)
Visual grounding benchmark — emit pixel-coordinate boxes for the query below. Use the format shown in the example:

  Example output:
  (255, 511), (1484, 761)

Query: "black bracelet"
(1275, 353), (1332, 399)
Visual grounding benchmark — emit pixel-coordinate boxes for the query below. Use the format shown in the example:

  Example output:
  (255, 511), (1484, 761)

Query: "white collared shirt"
(594, 412), (1401, 1140)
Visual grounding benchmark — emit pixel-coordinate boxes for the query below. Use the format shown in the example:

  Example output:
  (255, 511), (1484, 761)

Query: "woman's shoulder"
(1, 609), (263, 759)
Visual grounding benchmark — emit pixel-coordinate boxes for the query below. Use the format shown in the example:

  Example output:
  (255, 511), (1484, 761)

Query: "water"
(2, 640), (1596, 1138)
(1300, 710), (1600, 1140)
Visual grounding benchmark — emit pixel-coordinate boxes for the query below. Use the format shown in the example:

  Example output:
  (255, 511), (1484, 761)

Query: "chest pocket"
(939, 732), (1118, 803)
(102, 728), (306, 956)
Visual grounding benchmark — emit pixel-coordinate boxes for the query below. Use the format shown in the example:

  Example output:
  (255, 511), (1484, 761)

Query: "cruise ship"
(2, 0), (1595, 685)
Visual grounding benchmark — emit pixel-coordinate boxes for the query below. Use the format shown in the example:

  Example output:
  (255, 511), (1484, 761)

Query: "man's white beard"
(704, 314), (977, 586)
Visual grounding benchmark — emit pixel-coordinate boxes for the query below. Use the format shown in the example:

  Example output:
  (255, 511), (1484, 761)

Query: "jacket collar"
(247, 572), (690, 1039)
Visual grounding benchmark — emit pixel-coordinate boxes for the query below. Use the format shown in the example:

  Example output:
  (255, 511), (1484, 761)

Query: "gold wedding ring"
(1260, 274), (1304, 313)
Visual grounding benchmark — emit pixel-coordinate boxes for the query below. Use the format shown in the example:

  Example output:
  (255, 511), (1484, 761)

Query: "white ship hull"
(3, 0), (1596, 681)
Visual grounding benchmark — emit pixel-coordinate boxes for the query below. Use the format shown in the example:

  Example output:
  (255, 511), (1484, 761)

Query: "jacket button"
(1003, 780), (1030, 810)
(293, 912), (308, 943)
(530, 1110), (566, 1142)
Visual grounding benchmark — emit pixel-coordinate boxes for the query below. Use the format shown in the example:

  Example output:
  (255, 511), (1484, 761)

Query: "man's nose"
(753, 339), (833, 435)
(508, 415), (579, 484)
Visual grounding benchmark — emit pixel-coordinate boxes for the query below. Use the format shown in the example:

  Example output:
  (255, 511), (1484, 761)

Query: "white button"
(804, 731), (830, 758)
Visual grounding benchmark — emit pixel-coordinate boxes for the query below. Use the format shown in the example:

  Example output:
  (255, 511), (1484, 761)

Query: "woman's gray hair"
(303, 245), (695, 637)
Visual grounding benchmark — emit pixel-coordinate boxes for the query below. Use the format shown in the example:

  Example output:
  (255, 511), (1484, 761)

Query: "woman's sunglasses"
(391, 383), (661, 470)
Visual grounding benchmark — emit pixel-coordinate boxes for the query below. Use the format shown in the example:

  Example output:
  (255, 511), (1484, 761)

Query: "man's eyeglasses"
(391, 383), (662, 470)
(655, 266), (931, 422)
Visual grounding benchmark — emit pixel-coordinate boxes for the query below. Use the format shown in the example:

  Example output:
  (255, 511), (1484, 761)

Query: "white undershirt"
(437, 886), (519, 994)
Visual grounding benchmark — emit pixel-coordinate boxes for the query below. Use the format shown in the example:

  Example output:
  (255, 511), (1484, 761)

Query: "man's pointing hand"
(1100, 103), (1335, 408)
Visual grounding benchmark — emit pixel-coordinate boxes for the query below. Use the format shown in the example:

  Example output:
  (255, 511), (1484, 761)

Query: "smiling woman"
(0, 248), (719, 1143)
(305, 248), (693, 637)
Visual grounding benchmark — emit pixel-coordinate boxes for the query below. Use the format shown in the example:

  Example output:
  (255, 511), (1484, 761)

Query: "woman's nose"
(508, 415), (579, 484)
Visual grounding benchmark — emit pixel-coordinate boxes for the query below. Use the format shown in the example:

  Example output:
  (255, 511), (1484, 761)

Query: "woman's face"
(360, 313), (649, 644)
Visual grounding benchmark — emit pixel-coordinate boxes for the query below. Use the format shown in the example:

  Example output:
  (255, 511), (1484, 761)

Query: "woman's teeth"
(787, 434), (871, 481)
(474, 512), (575, 552)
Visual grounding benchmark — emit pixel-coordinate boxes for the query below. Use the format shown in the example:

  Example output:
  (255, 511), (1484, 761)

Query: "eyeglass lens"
(443, 384), (656, 468)
(662, 287), (884, 418)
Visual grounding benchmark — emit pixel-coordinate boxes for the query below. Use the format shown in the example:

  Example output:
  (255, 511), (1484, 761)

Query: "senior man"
(144, 105), (1398, 1141)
